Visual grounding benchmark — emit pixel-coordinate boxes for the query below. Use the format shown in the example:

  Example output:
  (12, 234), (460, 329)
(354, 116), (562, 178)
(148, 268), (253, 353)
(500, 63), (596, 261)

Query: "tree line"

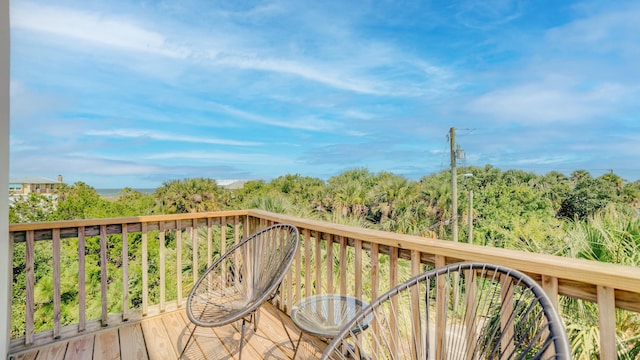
(9, 166), (640, 358)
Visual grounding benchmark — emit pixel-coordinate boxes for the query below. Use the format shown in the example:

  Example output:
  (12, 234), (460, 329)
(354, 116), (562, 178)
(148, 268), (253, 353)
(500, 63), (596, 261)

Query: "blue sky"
(9, 0), (640, 189)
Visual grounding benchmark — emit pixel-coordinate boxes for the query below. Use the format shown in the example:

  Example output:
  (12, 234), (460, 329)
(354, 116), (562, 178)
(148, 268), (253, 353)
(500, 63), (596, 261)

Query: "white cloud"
(85, 129), (261, 146)
(11, 2), (187, 58)
(144, 151), (294, 165)
(208, 102), (337, 132)
(466, 81), (627, 123)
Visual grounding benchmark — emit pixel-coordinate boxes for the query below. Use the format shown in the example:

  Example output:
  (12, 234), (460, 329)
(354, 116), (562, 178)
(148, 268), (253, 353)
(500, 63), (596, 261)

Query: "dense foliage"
(9, 166), (640, 358)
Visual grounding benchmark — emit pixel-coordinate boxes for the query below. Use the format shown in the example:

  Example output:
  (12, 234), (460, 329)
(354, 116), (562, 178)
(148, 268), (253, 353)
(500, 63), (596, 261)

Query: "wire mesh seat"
(181, 223), (300, 359)
(321, 262), (570, 360)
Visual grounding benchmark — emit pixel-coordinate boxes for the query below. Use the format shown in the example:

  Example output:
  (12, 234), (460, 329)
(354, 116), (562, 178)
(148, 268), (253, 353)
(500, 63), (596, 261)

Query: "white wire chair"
(321, 262), (570, 360)
(180, 223), (299, 359)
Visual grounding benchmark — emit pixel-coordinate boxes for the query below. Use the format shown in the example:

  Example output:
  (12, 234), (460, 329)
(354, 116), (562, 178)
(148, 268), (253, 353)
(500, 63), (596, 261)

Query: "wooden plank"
(326, 234), (334, 294)
(121, 224), (129, 321)
(100, 225), (108, 326)
(434, 255), (446, 360)
(371, 243), (379, 301)
(192, 220), (198, 286)
(355, 239), (362, 300)
(178, 312), (230, 360)
(176, 220), (183, 306)
(34, 342), (67, 360)
(598, 285), (617, 360)
(78, 227), (86, 332)
(119, 323), (148, 360)
(159, 221), (165, 312)
(25, 230), (35, 345)
(207, 218), (213, 268)
(542, 274), (559, 310)
(245, 210), (640, 294)
(285, 228), (294, 312)
(52, 228), (61, 338)
(10, 351), (38, 360)
(295, 231), (302, 304)
(221, 216), (227, 256)
(142, 223), (148, 315)
(260, 303), (325, 359)
(161, 312), (200, 359)
(339, 236), (347, 296)
(228, 309), (293, 359)
(94, 328), (120, 360)
(314, 231), (322, 294)
(410, 250), (422, 359)
(9, 211), (248, 233)
(389, 247), (399, 355)
(500, 274), (515, 356)
(304, 229), (311, 298)
(64, 335), (94, 360)
(141, 316), (178, 360)
(209, 319), (263, 360)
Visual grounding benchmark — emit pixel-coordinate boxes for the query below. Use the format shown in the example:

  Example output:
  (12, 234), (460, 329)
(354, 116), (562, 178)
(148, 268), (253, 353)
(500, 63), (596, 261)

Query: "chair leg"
(179, 324), (198, 359)
(292, 332), (304, 360)
(274, 308), (296, 350)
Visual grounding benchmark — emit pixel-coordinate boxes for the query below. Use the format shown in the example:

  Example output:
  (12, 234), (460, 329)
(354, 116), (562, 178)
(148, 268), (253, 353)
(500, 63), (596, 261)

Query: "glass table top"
(290, 294), (370, 338)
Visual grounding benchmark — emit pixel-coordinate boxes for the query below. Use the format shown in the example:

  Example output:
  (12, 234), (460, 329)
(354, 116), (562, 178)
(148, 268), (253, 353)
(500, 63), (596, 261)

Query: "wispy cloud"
(86, 129), (261, 146)
(9, 0), (640, 187)
(144, 151), (294, 165)
(12, 2), (187, 58)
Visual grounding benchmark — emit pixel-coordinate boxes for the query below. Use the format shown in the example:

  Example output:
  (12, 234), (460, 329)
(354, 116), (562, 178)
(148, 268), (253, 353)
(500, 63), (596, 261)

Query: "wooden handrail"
(8, 210), (640, 359)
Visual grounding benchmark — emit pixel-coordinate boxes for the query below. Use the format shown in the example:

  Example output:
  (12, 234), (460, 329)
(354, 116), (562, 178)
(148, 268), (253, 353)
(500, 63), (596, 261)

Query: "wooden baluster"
(78, 227), (86, 331)
(389, 247), (399, 356)
(192, 219), (198, 285)
(500, 274), (515, 356)
(598, 285), (616, 359)
(410, 250), (421, 359)
(159, 221), (166, 312)
(52, 228), (61, 338)
(295, 230), (302, 305)
(435, 255), (446, 360)
(304, 228), (311, 298)
(207, 218), (213, 268)
(326, 234), (334, 295)
(176, 220), (182, 306)
(285, 227), (293, 312)
(464, 268), (478, 360)
(339, 236), (347, 296)
(315, 231), (322, 294)
(100, 225), (108, 326)
(542, 275), (559, 357)
(122, 224), (129, 321)
(355, 239), (362, 301)
(371, 243), (380, 357)
(25, 230), (35, 345)
(142, 223), (148, 316)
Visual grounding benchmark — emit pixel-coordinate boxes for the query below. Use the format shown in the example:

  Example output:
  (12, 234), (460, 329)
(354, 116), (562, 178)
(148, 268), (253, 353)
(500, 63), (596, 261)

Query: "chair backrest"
(186, 223), (299, 327)
(321, 262), (571, 360)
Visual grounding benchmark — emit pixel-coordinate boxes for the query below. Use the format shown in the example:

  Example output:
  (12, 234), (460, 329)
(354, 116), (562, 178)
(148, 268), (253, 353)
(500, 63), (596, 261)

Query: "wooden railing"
(8, 210), (640, 358)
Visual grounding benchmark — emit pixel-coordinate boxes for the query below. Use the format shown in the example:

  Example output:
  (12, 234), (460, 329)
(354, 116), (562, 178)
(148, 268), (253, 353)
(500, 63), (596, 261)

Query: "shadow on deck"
(9, 303), (326, 360)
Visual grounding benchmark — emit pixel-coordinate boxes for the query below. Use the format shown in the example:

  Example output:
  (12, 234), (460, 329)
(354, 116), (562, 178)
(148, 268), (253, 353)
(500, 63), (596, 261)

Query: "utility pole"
(450, 127), (458, 243)
(468, 189), (473, 243)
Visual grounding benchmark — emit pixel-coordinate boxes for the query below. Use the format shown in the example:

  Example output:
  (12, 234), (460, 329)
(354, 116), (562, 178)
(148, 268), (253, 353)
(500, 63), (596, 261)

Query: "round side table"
(290, 294), (370, 358)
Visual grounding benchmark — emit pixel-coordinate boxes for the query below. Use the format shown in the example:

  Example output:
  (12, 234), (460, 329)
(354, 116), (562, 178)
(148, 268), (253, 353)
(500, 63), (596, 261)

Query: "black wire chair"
(321, 262), (571, 360)
(181, 223), (299, 359)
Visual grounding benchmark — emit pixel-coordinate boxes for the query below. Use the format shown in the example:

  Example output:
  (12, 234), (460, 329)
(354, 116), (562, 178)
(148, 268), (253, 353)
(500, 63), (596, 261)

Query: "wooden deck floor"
(9, 303), (326, 360)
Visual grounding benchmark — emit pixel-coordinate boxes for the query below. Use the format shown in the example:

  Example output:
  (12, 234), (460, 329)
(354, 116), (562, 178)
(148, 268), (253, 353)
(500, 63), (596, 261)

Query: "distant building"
(9, 175), (64, 200)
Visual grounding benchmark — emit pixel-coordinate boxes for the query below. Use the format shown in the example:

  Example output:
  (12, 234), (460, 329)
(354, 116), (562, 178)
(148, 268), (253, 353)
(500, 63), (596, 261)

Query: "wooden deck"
(9, 303), (326, 360)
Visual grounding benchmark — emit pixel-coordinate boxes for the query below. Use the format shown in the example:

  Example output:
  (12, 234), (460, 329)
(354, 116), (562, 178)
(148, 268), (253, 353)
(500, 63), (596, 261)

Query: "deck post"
(1, 0), (11, 355)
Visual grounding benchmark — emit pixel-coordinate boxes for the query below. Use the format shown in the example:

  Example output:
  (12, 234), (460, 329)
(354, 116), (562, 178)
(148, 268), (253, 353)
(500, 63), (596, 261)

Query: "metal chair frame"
(181, 223), (299, 359)
(321, 262), (571, 360)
